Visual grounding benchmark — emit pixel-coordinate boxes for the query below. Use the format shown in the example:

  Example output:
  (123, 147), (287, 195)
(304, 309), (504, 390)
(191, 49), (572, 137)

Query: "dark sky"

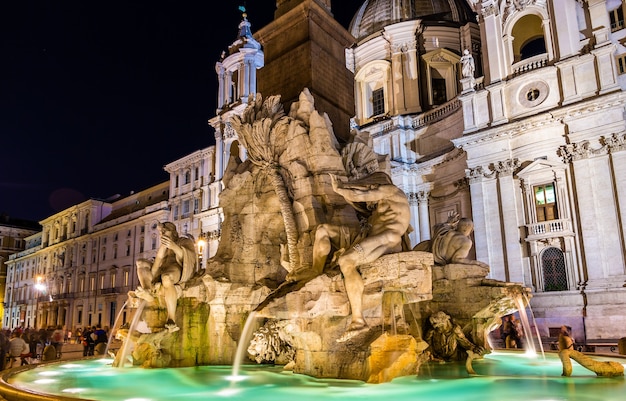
(1, 0), (363, 222)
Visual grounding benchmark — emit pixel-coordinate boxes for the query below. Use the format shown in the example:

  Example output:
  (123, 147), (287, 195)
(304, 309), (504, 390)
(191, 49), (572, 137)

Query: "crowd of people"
(0, 324), (110, 370)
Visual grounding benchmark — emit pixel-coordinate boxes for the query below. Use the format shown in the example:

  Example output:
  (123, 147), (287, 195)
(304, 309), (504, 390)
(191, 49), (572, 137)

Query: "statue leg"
(161, 273), (180, 333)
(136, 259), (154, 290)
(287, 224), (333, 282)
(336, 248), (367, 343)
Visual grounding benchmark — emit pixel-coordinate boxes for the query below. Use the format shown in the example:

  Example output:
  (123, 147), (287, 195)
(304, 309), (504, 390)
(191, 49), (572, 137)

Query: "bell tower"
(254, 0), (354, 142)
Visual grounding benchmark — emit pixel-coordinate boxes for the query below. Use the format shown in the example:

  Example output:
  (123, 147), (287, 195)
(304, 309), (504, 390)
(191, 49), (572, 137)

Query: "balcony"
(525, 219), (574, 241)
(511, 54), (548, 77)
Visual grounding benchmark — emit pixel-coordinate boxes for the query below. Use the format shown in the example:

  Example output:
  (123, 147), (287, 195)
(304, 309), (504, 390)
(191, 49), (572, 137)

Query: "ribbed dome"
(349, 0), (476, 40)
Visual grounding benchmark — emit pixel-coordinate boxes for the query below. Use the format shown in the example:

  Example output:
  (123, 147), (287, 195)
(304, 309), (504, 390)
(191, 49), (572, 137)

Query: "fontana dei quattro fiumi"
(3, 1), (626, 400)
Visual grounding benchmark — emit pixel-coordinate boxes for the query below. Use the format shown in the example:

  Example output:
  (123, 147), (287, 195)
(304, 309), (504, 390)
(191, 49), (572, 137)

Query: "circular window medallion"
(518, 81), (549, 108)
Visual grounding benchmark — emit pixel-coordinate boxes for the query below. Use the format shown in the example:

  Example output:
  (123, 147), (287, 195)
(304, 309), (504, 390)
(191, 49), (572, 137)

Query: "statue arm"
(454, 326), (483, 353)
(330, 174), (395, 203)
(449, 238), (489, 268)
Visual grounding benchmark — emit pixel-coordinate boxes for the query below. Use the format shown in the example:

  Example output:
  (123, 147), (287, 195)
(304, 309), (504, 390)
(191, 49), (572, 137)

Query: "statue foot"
(336, 322), (369, 343)
(135, 286), (154, 302)
(165, 319), (179, 333)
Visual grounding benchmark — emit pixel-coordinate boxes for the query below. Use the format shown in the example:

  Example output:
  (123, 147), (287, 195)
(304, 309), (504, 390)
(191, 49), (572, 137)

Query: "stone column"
(417, 191), (430, 242)
(559, 140), (625, 282)
(216, 62), (225, 109)
(495, 159), (524, 283)
(225, 71), (233, 105)
(587, 0), (612, 46)
(478, 4), (506, 83)
(467, 166), (505, 279)
(607, 133), (626, 273)
(390, 43), (404, 114)
(550, 0), (582, 59)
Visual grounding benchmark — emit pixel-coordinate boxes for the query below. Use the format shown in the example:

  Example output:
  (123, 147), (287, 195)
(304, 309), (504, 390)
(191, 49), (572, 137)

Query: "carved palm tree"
(231, 94), (300, 271)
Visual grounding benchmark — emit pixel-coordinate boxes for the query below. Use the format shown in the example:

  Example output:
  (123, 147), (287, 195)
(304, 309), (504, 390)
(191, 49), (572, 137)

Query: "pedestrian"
(8, 333), (29, 368)
(93, 324), (108, 355)
(82, 327), (94, 357)
(51, 325), (64, 358)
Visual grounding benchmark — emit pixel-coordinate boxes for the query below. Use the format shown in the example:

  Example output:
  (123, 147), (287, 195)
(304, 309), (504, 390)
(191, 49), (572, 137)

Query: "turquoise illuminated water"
(6, 351), (625, 401)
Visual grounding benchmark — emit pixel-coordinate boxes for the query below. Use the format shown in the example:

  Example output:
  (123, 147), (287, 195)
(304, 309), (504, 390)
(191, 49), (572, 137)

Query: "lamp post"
(34, 276), (46, 330)
(197, 237), (206, 271)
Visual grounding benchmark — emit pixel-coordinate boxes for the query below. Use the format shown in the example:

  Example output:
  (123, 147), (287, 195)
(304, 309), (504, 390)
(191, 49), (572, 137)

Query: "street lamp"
(197, 237), (206, 271)
(34, 276), (46, 330)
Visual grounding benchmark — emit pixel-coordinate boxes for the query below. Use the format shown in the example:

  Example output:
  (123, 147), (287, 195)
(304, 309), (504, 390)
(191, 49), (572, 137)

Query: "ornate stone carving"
(223, 121), (237, 139)
(602, 132), (626, 153)
(492, 158), (520, 176)
(247, 320), (295, 365)
(558, 141), (593, 162)
(465, 165), (495, 183)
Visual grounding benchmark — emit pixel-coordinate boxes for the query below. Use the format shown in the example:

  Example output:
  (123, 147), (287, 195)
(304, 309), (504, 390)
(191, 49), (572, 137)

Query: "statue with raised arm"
(134, 222), (197, 333)
(306, 171), (411, 342)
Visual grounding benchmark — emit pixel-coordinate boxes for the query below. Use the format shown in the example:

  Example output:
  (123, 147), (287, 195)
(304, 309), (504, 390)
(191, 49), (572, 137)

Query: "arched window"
(354, 60), (391, 124)
(511, 14), (546, 63)
(542, 247), (567, 291)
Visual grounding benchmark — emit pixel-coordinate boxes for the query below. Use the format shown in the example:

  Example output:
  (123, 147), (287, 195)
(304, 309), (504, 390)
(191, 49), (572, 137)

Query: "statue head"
(429, 311), (452, 331)
(457, 218), (474, 235)
(158, 222), (178, 239)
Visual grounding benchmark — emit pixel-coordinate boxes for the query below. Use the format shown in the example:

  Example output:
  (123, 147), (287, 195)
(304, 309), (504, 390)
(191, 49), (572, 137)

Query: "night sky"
(1, 0), (363, 222)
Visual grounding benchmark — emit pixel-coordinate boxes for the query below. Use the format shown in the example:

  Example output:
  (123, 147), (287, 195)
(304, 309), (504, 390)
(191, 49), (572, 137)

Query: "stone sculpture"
(134, 222), (197, 333)
(424, 311), (485, 362)
(415, 212), (488, 269)
(558, 325), (623, 377)
(116, 90), (532, 382)
(247, 320), (295, 365)
(460, 49), (475, 78)
(320, 172), (411, 342)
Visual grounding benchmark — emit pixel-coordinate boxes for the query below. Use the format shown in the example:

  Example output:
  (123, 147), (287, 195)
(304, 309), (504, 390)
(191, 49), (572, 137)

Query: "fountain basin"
(1, 352), (624, 401)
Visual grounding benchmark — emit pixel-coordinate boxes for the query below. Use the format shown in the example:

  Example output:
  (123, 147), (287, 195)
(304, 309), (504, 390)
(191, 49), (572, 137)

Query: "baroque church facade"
(4, 0), (626, 344)
(341, 0), (626, 341)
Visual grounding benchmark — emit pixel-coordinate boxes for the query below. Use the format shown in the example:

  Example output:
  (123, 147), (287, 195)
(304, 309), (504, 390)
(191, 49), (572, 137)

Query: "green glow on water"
(7, 352), (626, 401)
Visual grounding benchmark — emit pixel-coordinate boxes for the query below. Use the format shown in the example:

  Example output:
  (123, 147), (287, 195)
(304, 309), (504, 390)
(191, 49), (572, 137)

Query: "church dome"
(349, 0), (476, 40)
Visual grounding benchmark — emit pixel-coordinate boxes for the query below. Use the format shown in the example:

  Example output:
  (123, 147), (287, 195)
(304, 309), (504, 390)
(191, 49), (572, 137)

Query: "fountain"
(0, 90), (623, 400)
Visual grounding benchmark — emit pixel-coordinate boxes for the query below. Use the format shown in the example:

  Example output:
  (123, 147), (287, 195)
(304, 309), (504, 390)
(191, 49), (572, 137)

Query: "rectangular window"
(371, 88), (385, 116)
(534, 183), (558, 222)
(182, 200), (190, 218)
(617, 54), (626, 75)
(194, 198), (200, 214)
(610, 6), (624, 32)
(432, 78), (447, 105)
(124, 270), (129, 286)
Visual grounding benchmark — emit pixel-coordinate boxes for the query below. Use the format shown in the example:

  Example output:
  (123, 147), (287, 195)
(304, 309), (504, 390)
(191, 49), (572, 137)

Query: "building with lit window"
(4, 0), (626, 345)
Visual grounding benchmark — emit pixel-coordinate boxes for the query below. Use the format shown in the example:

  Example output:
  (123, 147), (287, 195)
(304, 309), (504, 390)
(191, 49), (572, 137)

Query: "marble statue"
(460, 49), (475, 78)
(134, 222), (197, 332)
(321, 172), (411, 342)
(415, 212), (488, 268)
(115, 90), (533, 381)
(558, 325), (623, 377)
(247, 320), (295, 365)
(424, 311), (485, 362)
